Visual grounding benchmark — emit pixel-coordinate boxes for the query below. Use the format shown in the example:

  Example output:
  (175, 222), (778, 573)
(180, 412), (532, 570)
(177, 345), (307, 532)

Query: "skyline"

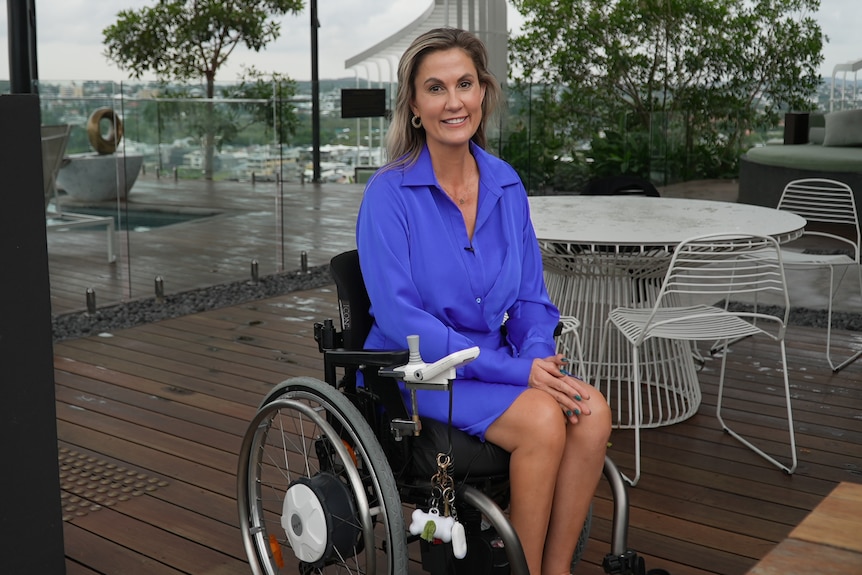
(1, 1), (860, 85)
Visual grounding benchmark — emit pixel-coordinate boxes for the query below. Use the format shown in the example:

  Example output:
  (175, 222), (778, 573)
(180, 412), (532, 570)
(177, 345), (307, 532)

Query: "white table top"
(529, 196), (806, 248)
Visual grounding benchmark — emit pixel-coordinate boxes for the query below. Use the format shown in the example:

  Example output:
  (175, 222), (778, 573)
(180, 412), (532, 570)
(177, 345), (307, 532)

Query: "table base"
(543, 247), (702, 429)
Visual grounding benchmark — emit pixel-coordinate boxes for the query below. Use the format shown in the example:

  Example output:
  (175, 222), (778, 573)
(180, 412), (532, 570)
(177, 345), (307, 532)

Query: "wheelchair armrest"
(322, 348), (414, 427)
(323, 348), (410, 393)
(323, 348), (409, 369)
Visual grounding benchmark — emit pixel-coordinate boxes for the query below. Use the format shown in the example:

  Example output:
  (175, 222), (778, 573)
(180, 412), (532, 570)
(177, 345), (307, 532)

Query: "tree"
(103, 0), (304, 179)
(222, 66), (299, 147)
(509, 0), (824, 185)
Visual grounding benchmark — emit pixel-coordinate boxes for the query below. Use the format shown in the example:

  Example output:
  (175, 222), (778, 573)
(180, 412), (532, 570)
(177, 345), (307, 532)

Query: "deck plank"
(52, 287), (862, 575)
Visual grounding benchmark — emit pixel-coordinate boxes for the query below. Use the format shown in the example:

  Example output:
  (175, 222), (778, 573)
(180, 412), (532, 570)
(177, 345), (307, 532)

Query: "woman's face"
(410, 47), (485, 152)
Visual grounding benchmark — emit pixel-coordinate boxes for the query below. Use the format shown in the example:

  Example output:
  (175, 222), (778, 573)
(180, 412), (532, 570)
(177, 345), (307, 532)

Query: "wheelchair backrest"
(330, 250), (374, 351)
(327, 249), (513, 484)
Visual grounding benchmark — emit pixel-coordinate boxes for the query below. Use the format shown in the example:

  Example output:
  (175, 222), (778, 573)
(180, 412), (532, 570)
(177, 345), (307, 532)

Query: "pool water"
(63, 207), (219, 231)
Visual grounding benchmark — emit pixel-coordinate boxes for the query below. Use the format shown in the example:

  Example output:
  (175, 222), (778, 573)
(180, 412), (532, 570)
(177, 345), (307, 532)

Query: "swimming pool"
(59, 207), (221, 231)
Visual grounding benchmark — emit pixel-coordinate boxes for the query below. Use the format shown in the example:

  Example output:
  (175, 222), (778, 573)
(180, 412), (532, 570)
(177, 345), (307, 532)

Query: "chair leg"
(715, 339), (797, 474)
(827, 264), (862, 372)
(598, 321), (641, 486)
(621, 345), (642, 487)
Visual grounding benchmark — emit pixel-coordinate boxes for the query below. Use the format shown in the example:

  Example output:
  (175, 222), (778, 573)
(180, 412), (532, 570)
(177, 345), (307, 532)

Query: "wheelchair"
(237, 250), (645, 575)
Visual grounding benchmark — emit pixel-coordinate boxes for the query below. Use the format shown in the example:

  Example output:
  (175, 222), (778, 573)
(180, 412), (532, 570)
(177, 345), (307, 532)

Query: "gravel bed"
(52, 264), (333, 342)
(52, 270), (861, 343)
(725, 301), (862, 330)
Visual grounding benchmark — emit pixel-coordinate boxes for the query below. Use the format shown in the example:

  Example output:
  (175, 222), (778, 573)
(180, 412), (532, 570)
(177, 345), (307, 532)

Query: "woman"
(356, 27), (611, 575)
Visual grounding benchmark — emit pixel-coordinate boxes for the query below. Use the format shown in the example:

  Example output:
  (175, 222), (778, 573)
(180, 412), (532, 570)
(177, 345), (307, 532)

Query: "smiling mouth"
(442, 117), (468, 125)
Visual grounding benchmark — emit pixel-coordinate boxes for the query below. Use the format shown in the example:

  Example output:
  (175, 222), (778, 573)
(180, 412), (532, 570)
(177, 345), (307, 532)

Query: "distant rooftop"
(830, 57), (862, 111)
(344, 0), (508, 86)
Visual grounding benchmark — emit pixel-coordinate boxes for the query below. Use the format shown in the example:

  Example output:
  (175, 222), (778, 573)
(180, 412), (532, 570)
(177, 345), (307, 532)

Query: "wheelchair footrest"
(602, 549), (645, 575)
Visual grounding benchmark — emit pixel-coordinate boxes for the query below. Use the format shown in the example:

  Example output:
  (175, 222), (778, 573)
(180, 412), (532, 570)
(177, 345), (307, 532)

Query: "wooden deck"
(48, 177), (862, 574)
(54, 285), (862, 575)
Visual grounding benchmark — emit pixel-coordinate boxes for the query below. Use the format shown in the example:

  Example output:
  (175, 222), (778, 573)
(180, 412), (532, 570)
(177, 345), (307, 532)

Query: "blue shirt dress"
(356, 143), (560, 440)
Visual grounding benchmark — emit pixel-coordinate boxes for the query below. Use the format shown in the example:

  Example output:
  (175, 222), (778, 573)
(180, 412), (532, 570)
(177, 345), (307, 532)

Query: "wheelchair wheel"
(237, 376), (408, 575)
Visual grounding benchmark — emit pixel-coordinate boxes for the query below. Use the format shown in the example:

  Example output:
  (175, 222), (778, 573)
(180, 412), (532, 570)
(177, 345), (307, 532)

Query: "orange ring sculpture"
(87, 107), (124, 155)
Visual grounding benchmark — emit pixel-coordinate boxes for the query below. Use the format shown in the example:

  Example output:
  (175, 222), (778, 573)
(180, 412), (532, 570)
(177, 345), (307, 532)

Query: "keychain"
(407, 453), (467, 559)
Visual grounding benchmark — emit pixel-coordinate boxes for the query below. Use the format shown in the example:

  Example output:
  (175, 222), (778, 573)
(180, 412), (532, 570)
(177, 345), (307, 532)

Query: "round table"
(529, 196), (806, 431)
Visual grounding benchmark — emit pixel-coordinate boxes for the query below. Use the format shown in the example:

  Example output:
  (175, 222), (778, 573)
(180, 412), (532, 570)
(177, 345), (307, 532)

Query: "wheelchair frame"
(236, 250), (644, 575)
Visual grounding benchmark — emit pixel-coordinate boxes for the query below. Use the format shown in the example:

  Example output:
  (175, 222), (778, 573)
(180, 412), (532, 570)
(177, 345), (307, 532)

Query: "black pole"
(7, 0), (33, 93)
(0, 94), (66, 575)
(27, 0), (39, 88)
(311, 0), (321, 183)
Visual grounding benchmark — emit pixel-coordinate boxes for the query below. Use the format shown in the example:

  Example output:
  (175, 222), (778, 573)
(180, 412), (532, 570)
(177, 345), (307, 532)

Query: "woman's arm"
(501, 183), (560, 360)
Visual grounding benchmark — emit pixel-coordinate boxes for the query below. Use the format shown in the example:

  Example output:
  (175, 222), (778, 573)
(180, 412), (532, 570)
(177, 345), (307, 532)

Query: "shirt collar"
(400, 142), (520, 194)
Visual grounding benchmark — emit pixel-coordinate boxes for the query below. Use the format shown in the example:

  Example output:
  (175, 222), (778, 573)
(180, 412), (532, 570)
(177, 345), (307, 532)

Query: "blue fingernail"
(575, 394), (582, 401)
(574, 409), (581, 416)
(561, 357), (571, 363)
(560, 369), (572, 376)
(565, 410), (573, 417)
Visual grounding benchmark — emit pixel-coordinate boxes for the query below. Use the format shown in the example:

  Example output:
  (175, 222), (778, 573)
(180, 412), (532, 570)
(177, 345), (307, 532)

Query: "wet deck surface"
(48, 176), (862, 574)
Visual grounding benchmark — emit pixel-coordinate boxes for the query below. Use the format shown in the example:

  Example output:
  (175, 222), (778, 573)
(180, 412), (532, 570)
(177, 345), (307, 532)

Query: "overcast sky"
(0, 0), (859, 84)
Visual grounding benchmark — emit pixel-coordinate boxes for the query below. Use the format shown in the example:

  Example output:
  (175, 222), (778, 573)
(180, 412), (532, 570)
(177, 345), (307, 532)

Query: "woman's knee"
(583, 388), (612, 442)
(489, 389), (568, 451)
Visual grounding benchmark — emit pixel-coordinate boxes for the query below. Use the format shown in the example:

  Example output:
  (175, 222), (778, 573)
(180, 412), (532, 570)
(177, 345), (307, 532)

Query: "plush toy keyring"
(411, 452), (468, 558)
(409, 508), (467, 558)
(410, 507), (454, 541)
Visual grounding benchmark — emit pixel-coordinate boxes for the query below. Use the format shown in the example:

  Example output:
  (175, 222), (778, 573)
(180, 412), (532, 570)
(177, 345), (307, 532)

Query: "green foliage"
(222, 67), (299, 145)
(588, 129), (650, 179)
(509, 0), (824, 185)
(146, 84), (240, 151)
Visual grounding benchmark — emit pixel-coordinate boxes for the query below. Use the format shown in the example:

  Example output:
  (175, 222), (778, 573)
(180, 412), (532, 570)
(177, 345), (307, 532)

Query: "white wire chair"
(555, 315), (586, 378)
(776, 178), (862, 372)
(599, 233), (797, 486)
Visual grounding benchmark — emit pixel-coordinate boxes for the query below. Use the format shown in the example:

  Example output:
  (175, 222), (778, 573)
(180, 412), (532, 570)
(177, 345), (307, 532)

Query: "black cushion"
(397, 417), (510, 480)
(581, 175), (660, 197)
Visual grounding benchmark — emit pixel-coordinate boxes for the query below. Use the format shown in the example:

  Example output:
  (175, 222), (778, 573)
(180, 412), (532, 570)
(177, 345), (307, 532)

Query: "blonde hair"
(384, 27), (501, 172)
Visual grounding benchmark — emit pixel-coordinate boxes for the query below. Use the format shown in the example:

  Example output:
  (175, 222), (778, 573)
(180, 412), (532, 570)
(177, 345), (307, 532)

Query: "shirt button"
(475, 297), (482, 304)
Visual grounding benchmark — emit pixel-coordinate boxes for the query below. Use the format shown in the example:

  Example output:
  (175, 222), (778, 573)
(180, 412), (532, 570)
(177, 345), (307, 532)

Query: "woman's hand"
(527, 355), (592, 424)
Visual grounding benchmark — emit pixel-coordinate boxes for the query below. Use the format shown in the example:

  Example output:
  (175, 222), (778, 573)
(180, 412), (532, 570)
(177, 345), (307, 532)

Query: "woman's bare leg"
(542, 392), (611, 574)
(485, 388), (568, 575)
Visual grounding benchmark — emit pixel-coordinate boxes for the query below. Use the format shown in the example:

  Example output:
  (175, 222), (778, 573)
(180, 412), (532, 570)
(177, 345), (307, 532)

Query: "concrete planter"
(57, 153), (143, 202)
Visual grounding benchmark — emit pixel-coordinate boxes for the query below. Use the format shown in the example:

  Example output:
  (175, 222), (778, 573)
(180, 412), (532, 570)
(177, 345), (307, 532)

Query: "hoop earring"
(411, 115), (422, 129)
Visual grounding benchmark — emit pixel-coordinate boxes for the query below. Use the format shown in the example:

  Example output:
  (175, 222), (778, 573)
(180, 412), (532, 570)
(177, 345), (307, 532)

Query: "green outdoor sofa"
(739, 109), (862, 213)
